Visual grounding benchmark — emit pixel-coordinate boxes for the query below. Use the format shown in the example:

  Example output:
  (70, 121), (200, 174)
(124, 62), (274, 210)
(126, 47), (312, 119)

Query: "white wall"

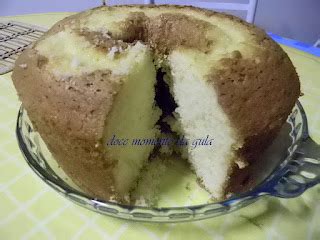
(254, 0), (320, 45)
(0, 0), (319, 44)
(0, 0), (102, 15)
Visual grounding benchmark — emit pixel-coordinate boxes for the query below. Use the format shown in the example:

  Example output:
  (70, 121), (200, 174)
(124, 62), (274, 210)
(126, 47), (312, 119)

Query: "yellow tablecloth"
(0, 13), (320, 240)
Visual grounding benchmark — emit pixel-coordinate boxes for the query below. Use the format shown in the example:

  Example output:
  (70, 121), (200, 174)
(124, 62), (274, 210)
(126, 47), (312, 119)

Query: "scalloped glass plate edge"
(15, 101), (320, 222)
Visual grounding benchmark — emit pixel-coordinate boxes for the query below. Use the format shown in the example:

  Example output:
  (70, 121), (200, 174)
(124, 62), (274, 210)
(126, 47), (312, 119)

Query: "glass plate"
(16, 101), (320, 222)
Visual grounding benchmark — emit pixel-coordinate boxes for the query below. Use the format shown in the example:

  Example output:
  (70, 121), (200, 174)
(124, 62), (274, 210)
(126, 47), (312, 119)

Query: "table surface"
(0, 13), (320, 240)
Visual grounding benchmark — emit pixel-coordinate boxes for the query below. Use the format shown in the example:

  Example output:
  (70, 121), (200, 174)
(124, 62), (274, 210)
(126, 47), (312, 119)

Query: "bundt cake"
(12, 5), (300, 202)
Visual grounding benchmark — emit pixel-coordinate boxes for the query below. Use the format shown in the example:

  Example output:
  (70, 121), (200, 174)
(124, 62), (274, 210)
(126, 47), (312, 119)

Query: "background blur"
(0, 0), (319, 45)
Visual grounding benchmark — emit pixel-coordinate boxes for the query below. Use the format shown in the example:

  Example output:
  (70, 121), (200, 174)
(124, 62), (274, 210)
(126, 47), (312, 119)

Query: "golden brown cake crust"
(209, 36), (300, 194)
(12, 4), (300, 201)
(12, 48), (125, 200)
(211, 37), (300, 142)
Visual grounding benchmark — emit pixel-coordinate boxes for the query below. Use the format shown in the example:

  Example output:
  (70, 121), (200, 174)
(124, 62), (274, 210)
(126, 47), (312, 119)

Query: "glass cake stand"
(16, 101), (320, 222)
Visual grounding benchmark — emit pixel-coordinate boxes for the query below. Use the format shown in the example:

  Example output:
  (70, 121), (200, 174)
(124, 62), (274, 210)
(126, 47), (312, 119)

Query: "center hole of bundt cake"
(154, 69), (177, 133)
(111, 12), (213, 55)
